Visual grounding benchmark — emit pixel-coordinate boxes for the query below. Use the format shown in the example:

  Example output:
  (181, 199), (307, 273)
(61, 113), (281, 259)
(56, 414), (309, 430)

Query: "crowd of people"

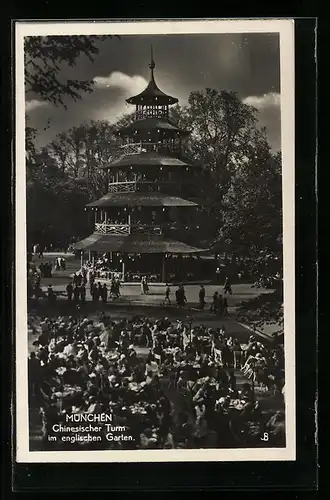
(28, 314), (285, 451)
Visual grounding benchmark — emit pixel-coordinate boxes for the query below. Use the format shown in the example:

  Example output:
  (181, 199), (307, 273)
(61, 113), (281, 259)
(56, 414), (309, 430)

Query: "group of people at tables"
(28, 313), (285, 450)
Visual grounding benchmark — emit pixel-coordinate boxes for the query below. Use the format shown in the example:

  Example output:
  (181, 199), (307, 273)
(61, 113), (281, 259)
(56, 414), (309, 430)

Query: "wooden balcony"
(95, 222), (163, 236)
(120, 142), (181, 157)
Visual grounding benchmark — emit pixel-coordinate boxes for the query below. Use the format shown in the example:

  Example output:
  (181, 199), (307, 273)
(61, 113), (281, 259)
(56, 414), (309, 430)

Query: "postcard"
(15, 19), (295, 463)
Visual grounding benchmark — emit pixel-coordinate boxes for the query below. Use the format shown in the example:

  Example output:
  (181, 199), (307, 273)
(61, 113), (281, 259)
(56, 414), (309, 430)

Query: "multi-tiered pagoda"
(75, 50), (206, 282)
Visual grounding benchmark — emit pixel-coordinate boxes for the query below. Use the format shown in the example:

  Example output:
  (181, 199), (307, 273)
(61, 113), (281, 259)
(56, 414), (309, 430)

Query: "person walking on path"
(224, 277), (233, 295)
(37, 245), (44, 258)
(164, 284), (171, 305)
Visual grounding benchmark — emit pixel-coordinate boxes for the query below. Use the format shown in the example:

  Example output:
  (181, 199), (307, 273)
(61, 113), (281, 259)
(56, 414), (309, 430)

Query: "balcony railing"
(95, 222), (163, 236)
(120, 142), (181, 157)
(108, 181), (136, 193)
(107, 180), (185, 194)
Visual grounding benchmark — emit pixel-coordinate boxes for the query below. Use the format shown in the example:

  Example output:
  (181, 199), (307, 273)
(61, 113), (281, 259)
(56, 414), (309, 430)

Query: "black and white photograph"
(15, 20), (295, 462)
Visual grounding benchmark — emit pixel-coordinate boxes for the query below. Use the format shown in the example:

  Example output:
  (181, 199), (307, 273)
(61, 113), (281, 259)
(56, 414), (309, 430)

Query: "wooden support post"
(121, 259), (125, 282)
(161, 254), (166, 283)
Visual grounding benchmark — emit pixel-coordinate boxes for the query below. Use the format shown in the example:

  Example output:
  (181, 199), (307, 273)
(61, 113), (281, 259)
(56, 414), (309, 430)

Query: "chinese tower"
(74, 48), (206, 282)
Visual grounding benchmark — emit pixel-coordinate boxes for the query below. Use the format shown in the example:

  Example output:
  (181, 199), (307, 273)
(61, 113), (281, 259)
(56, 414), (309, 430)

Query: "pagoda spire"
(126, 46), (178, 106)
(149, 45), (156, 81)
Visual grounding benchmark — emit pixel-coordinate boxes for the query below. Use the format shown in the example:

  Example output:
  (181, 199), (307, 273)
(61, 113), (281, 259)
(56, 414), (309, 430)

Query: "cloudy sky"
(26, 33), (281, 151)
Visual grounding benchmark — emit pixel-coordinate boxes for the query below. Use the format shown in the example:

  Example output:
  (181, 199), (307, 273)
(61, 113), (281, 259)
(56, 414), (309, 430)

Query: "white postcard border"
(15, 19), (295, 463)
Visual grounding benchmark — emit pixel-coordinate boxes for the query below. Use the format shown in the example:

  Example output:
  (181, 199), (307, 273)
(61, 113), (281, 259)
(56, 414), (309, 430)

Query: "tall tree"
(25, 35), (113, 106)
(173, 89), (259, 199)
(44, 120), (121, 197)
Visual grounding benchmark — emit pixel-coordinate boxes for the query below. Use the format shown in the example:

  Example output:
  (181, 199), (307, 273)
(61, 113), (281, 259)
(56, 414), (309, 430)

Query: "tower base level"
(73, 233), (208, 284)
(75, 249), (212, 285)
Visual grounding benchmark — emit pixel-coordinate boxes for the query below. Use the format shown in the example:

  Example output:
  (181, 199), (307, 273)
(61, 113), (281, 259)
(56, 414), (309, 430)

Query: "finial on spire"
(149, 44), (155, 75)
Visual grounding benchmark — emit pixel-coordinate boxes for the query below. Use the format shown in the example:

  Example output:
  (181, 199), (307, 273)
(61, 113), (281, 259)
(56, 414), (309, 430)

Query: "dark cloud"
(26, 33), (281, 151)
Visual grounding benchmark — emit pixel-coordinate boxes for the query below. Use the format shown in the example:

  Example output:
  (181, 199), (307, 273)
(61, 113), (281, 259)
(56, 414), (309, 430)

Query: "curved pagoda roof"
(101, 152), (193, 170)
(118, 118), (189, 137)
(87, 192), (198, 208)
(126, 49), (178, 106)
(74, 232), (206, 254)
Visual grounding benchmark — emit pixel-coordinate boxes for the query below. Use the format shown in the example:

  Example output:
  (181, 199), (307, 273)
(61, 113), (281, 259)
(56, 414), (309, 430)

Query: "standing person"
(175, 286), (181, 307)
(110, 279), (116, 299)
(217, 294), (224, 316)
(141, 276), (145, 295)
(89, 274), (95, 294)
(164, 284), (171, 305)
(199, 284), (206, 310)
(101, 283), (108, 304)
(80, 284), (86, 304)
(38, 245), (44, 258)
(60, 257), (66, 270)
(233, 339), (242, 369)
(82, 267), (87, 285)
(39, 262), (45, 278)
(224, 277), (232, 295)
(211, 291), (219, 314)
(91, 283), (98, 302)
(180, 285), (187, 307)
(73, 284), (80, 304)
(66, 282), (73, 301)
(47, 285), (56, 304)
(115, 278), (121, 297)
(144, 276), (149, 295)
(223, 296), (229, 316)
(97, 282), (103, 301)
(33, 244), (38, 256)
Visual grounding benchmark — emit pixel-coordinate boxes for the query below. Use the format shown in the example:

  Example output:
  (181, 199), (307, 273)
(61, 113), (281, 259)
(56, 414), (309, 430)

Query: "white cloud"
(93, 71), (148, 95)
(243, 92), (281, 151)
(243, 92), (280, 109)
(25, 99), (49, 112)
